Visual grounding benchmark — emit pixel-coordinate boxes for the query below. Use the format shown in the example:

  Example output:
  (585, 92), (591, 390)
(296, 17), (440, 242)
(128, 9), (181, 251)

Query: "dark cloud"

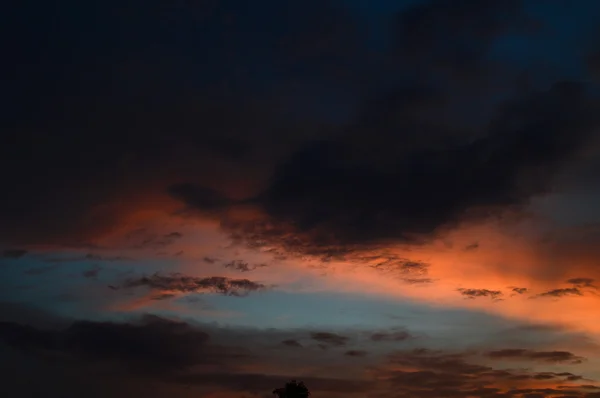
(567, 278), (597, 289)
(0, 315), (211, 372)
(458, 288), (503, 300)
(120, 273), (269, 297)
(510, 286), (529, 295)
(281, 339), (302, 348)
(310, 332), (349, 347)
(137, 232), (184, 249)
(150, 293), (177, 301)
(203, 257), (219, 264)
(368, 258), (430, 275)
(23, 265), (59, 276)
(1, 0), (595, 265)
(223, 260), (268, 272)
(175, 79), (600, 260)
(46, 253), (130, 263)
(486, 349), (585, 364)
(464, 242), (479, 251)
(344, 350), (367, 357)
(379, 348), (594, 398)
(536, 288), (583, 298)
(402, 277), (435, 285)
(370, 331), (413, 342)
(82, 265), (102, 279)
(0, 0), (365, 246)
(1, 249), (27, 258)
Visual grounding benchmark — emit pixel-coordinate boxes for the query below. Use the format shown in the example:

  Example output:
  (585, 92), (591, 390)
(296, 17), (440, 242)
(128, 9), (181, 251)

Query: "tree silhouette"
(272, 379), (310, 398)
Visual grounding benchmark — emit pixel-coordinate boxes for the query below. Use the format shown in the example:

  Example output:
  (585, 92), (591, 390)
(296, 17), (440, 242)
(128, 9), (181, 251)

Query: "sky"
(2, 0), (600, 397)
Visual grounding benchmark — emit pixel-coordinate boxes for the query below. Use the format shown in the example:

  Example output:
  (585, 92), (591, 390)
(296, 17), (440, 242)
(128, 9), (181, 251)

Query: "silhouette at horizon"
(272, 379), (310, 398)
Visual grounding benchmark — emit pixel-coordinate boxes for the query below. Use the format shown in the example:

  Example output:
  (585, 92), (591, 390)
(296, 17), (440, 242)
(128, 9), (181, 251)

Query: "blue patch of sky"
(174, 290), (529, 339)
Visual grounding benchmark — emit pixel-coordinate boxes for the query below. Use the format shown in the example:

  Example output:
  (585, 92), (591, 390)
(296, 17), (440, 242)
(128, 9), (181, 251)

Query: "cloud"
(344, 350), (367, 357)
(23, 265), (59, 276)
(309, 332), (349, 347)
(567, 278), (597, 289)
(173, 79), (600, 263)
(458, 288), (503, 300)
(370, 331), (413, 342)
(0, 315), (211, 372)
(1, 249), (27, 258)
(281, 339), (303, 348)
(379, 348), (593, 398)
(511, 287), (529, 295)
(535, 288), (583, 298)
(120, 273), (269, 297)
(46, 253), (130, 263)
(82, 265), (102, 279)
(485, 349), (586, 364)
(223, 260), (268, 272)
(464, 242), (479, 251)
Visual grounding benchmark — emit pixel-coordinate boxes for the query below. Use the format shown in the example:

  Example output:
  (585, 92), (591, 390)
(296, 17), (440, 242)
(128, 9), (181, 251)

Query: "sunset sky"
(3, 1), (600, 397)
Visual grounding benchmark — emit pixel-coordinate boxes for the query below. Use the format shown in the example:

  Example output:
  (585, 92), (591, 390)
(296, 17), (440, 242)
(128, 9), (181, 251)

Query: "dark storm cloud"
(175, 79), (600, 259)
(2, 0), (596, 260)
(310, 332), (349, 347)
(120, 273), (268, 297)
(0, 0), (365, 246)
(1, 249), (27, 258)
(458, 288), (504, 300)
(486, 349), (585, 364)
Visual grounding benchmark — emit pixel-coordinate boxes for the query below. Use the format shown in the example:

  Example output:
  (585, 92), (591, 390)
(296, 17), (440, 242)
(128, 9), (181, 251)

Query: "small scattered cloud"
(370, 330), (413, 342)
(82, 265), (102, 279)
(344, 350), (367, 357)
(402, 277), (435, 285)
(458, 288), (503, 300)
(310, 332), (349, 347)
(223, 260), (268, 272)
(464, 242), (479, 251)
(281, 339), (303, 348)
(510, 286), (528, 295)
(535, 288), (583, 298)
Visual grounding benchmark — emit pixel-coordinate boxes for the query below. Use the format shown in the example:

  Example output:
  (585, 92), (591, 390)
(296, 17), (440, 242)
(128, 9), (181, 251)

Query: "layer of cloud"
(118, 273), (269, 297)
(486, 349), (585, 364)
